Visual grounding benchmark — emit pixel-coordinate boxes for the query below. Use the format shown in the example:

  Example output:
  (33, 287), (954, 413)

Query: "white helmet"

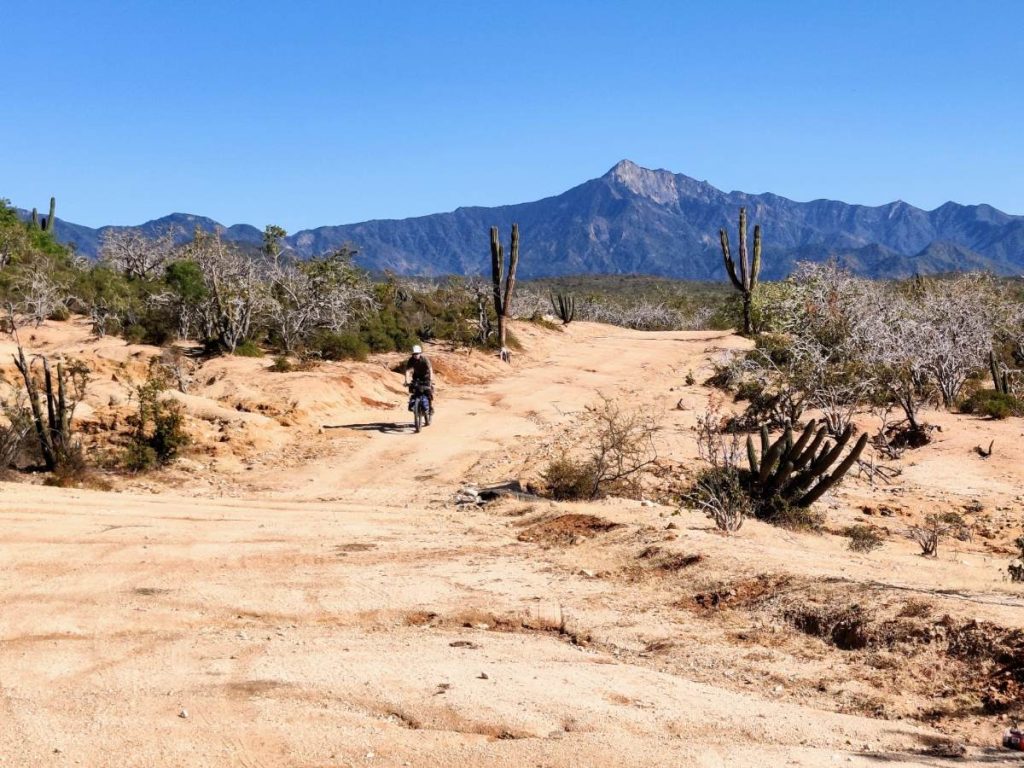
(412, 344), (422, 354)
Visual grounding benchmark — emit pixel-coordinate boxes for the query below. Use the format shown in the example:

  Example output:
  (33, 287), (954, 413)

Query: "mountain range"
(23, 160), (1024, 280)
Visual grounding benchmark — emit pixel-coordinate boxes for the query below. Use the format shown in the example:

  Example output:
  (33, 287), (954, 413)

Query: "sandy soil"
(1, 319), (1022, 766)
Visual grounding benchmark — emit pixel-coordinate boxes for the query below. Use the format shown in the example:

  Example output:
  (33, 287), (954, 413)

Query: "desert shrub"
(845, 525), (884, 553)
(960, 389), (1024, 419)
(688, 466), (750, 533)
(541, 395), (659, 501)
(232, 340), (264, 357)
(757, 495), (825, 531)
(123, 324), (148, 344)
(269, 355), (294, 372)
(906, 512), (972, 557)
(541, 457), (601, 501)
(1008, 536), (1024, 583)
(43, 443), (89, 487)
(0, 395), (35, 471)
(308, 330), (369, 361)
(125, 368), (190, 471)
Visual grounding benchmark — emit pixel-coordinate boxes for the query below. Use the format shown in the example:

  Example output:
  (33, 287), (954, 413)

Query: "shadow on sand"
(327, 421), (417, 435)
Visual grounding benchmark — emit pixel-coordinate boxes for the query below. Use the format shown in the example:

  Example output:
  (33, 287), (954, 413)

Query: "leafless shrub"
(694, 395), (741, 469)
(690, 467), (749, 533)
(542, 394), (660, 500)
(100, 227), (178, 280)
(0, 391), (34, 470)
(13, 261), (69, 326)
(906, 512), (972, 557)
(179, 230), (265, 352)
(266, 248), (374, 353)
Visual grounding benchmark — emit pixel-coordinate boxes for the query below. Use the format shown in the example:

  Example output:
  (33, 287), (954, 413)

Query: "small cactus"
(550, 292), (575, 324)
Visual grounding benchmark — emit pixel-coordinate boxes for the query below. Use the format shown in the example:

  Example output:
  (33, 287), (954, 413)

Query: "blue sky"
(3, 0), (1022, 230)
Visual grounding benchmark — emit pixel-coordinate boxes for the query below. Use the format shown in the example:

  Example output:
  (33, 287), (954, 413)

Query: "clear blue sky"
(3, 0), (1022, 230)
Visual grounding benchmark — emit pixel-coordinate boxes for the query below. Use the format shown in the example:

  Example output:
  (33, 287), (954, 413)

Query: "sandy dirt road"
(1, 324), (1020, 766)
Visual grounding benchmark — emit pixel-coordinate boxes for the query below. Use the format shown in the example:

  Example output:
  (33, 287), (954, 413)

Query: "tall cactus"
(43, 197), (56, 232)
(489, 223), (520, 355)
(745, 419), (867, 510)
(719, 207), (762, 335)
(29, 197), (57, 231)
(550, 292), (575, 324)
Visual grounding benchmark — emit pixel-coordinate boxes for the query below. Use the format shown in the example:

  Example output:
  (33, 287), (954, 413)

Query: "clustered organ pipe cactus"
(745, 419), (868, 508)
(550, 292), (575, 324)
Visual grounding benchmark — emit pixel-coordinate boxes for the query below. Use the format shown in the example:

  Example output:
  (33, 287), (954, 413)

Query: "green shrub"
(844, 525), (884, 553)
(125, 370), (190, 471)
(269, 355), (294, 372)
(233, 340), (264, 358)
(541, 457), (600, 501)
(959, 389), (1024, 419)
(308, 330), (369, 361)
(757, 494), (825, 531)
(123, 324), (147, 344)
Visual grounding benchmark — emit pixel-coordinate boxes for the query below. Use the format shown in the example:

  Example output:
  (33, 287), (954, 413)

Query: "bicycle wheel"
(413, 400), (422, 433)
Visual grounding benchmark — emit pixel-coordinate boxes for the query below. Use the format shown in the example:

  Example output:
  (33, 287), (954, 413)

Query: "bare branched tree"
(580, 393), (660, 499)
(265, 247), (373, 353)
(100, 227), (178, 280)
(13, 261), (69, 326)
(179, 230), (265, 352)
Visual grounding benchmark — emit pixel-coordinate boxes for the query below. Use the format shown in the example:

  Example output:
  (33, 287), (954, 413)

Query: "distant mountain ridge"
(21, 160), (1024, 279)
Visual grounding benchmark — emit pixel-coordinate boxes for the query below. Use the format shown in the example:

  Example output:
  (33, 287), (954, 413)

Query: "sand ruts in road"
(1, 321), (1022, 766)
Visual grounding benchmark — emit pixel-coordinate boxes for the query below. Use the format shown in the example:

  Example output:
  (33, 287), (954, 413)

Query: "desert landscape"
(1, 317), (1022, 767)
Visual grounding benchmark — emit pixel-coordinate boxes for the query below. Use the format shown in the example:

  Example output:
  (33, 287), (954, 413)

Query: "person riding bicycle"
(403, 344), (434, 413)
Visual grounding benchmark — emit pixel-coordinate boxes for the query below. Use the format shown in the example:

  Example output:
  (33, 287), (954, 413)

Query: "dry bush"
(906, 512), (972, 557)
(540, 394), (659, 501)
(844, 524), (884, 553)
(541, 457), (601, 501)
(689, 466), (749, 533)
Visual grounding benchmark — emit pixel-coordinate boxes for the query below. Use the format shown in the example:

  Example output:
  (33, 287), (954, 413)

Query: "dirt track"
(2, 322), (1022, 766)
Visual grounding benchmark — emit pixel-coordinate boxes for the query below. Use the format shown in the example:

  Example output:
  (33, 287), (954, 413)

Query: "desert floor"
(1, 320), (1023, 767)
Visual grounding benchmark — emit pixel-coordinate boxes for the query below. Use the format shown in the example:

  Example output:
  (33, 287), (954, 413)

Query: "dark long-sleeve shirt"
(405, 355), (433, 381)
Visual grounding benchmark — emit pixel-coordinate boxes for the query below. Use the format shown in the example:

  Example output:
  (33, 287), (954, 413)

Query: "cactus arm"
(490, 227), (503, 314)
(720, 230), (743, 290)
(787, 420), (818, 463)
(738, 208), (749, 290)
(45, 197), (56, 232)
(751, 224), (762, 285)
(798, 433), (868, 507)
(502, 223), (519, 317)
(746, 434), (760, 476)
(759, 425), (770, 463)
(758, 431), (788, 485)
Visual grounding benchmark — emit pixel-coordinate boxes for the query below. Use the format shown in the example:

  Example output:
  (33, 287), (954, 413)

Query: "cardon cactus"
(489, 223), (520, 355)
(745, 419), (868, 508)
(29, 197), (57, 231)
(719, 207), (762, 335)
(550, 292), (575, 324)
